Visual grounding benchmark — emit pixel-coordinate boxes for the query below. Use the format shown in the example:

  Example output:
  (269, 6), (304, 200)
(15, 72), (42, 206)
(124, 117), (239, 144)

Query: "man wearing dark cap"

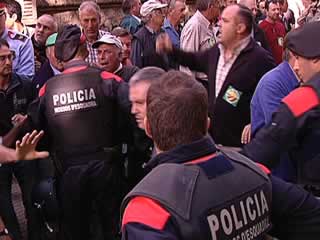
(28, 25), (132, 240)
(243, 21), (320, 196)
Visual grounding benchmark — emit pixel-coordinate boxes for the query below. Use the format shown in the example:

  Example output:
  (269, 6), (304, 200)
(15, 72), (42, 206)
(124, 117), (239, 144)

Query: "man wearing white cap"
(131, 0), (169, 70)
(93, 34), (139, 82)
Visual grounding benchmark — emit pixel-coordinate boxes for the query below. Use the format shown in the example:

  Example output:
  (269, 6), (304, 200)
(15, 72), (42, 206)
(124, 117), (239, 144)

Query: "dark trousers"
(0, 161), (39, 240)
(59, 159), (123, 240)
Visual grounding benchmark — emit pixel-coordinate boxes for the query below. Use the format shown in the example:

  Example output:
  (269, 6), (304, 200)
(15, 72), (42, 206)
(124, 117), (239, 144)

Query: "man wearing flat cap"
(243, 21), (320, 196)
(27, 25), (132, 240)
(93, 34), (139, 82)
(131, 0), (170, 70)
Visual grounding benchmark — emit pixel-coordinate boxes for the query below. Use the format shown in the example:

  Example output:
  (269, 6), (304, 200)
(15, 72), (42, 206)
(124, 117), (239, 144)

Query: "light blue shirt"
(1, 28), (35, 81)
(163, 18), (180, 48)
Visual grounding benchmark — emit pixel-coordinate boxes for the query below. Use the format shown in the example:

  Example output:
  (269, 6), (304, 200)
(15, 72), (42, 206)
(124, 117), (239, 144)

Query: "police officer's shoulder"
(122, 196), (170, 230)
(282, 86), (319, 117)
(100, 71), (122, 82)
(7, 30), (28, 43)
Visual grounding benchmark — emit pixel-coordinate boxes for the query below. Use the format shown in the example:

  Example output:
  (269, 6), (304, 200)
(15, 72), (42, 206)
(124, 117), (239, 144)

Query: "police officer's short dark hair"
(237, 4), (253, 35)
(0, 38), (10, 48)
(146, 71), (208, 151)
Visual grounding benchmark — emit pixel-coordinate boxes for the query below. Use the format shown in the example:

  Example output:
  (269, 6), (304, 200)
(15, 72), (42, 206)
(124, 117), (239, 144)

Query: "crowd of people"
(0, 0), (319, 239)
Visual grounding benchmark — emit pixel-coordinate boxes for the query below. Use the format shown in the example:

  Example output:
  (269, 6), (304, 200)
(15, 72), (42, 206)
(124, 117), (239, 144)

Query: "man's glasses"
(0, 51), (16, 63)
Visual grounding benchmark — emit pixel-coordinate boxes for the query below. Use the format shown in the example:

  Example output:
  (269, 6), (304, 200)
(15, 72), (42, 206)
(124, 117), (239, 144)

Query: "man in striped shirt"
(79, 1), (108, 65)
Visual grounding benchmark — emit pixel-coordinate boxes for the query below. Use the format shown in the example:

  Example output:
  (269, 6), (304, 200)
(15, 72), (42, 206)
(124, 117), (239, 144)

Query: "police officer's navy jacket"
(28, 60), (131, 169)
(121, 136), (320, 240)
(243, 73), (320, 190)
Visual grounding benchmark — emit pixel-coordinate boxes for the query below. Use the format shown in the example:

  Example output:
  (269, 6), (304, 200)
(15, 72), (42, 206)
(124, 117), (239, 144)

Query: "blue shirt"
(163, 18), (180, 48)
(251, 61), (299, 136)
(250, 61), (299, 181)
(1, 29), (35, 81)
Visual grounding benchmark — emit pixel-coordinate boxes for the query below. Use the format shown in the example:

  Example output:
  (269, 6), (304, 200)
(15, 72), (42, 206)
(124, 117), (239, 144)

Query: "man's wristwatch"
(0, 228), (9, 237)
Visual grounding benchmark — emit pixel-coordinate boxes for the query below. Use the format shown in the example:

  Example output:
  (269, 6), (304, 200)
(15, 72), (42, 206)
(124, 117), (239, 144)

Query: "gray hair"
(129, 67), (165, 85)
(38, 14), (58, 32)
(79, 1), (101, 19)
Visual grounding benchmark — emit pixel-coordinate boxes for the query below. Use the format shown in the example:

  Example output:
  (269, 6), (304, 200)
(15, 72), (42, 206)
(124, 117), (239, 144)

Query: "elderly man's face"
(97, 43), (121, 73)
(79, 7), (100, 42)
(129, 81), (151, 129)
(168, 1), (186, 24)
(151, 8), (167, 29)
(132, 0), (142, 16)
(35, 15), (56, 46)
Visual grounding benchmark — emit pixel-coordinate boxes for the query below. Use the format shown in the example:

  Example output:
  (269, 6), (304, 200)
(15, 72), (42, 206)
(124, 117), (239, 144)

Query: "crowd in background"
(0, 0), (319, 239)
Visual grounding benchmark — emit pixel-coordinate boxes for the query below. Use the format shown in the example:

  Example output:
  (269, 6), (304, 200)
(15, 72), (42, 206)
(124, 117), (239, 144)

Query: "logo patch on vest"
(52, 88), (98, 114)
(223, 86), (242, 107)
(207, 188), (270, 240)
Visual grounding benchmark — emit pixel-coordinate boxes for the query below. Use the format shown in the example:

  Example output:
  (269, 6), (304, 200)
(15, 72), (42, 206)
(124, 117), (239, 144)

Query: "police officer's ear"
(144, 116), (153, 140)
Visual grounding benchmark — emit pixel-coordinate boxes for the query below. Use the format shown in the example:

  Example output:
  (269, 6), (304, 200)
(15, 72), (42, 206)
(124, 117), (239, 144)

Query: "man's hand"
(15, 130), (49, 160)
(241, 124), (251, 145)
(156, 33), (173, 54)
(11, 114), (27, 126)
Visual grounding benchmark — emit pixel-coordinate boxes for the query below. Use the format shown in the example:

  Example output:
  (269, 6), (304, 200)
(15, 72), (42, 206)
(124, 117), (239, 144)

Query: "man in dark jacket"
(156, 4), (275, 147)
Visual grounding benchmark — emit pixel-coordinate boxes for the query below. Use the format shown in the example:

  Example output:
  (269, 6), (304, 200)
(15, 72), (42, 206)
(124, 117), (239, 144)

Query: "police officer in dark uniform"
(243, 21), (320, 197)
(28, 25), (132, 240)
(121, 71), (320, 240)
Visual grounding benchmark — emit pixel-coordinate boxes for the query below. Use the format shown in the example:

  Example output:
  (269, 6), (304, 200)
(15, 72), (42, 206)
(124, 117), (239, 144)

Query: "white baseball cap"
(140, 0), (168, 17)
(92, 34), (123, 49)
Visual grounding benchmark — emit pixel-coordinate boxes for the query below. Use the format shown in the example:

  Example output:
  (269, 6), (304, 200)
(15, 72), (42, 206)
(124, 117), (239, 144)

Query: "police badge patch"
(223, 86), (242, 107)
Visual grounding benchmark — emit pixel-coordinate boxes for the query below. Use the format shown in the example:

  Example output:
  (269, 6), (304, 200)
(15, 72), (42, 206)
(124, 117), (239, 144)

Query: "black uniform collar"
(145, 135), (218, 170)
